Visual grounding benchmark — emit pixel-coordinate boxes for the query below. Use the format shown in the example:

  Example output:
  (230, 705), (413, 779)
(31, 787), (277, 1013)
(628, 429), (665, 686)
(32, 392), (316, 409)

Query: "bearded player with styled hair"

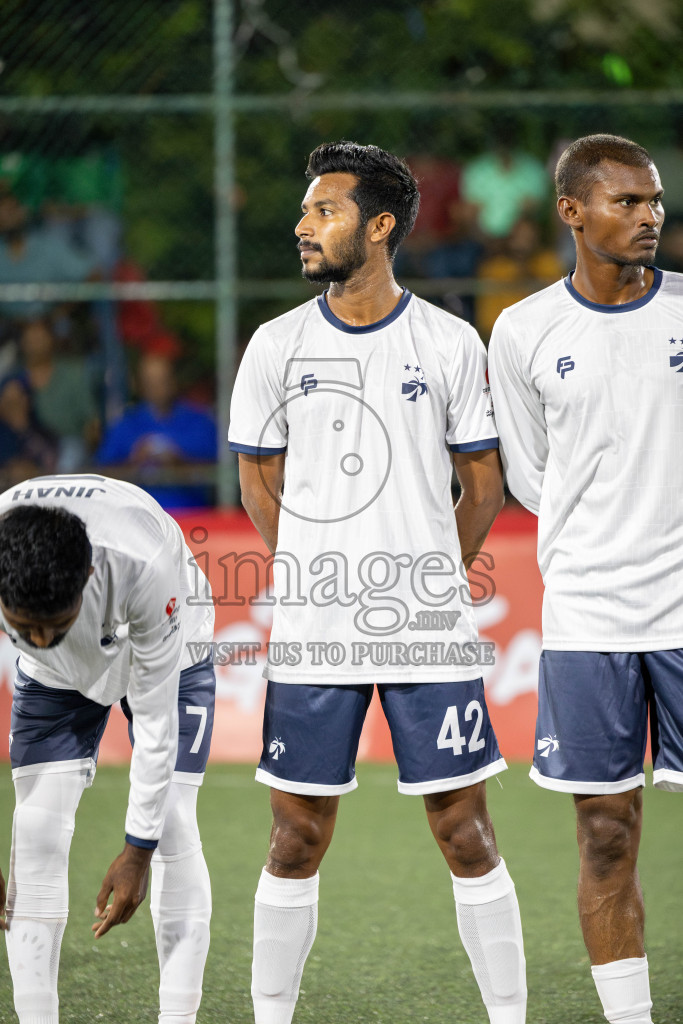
(229, 141), (527, 1023)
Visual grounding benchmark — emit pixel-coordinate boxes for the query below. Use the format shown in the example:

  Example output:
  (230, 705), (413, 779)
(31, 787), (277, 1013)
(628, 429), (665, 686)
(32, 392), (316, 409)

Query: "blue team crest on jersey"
(670, 340), (683, 372)
(401, 361), (428, 401)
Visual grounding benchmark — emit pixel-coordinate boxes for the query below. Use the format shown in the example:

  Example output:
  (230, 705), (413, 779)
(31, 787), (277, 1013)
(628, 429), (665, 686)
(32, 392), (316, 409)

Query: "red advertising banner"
(0, 506), (543, 765)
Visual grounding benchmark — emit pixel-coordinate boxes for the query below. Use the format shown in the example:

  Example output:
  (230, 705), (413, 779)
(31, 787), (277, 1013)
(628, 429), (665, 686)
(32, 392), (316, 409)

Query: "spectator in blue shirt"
(96, 352), (217, 509)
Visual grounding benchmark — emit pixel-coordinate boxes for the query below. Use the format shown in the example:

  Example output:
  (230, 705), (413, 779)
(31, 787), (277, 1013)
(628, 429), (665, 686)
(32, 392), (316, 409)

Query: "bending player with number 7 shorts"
(0, 474), (215, 1024)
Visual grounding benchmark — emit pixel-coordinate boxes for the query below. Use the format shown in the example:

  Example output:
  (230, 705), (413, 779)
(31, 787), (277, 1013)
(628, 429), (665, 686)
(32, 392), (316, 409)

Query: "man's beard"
(619, 249), (659, 267)
(20, 631), (68, 649)
(301, 225), (367, 283)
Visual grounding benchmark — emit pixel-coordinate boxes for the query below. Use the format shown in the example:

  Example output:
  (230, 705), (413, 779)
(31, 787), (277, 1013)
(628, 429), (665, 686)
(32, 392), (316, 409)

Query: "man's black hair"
(555, 134), (654, 203)
(306, 141), (420, 259)
(0, 505), (92, 616)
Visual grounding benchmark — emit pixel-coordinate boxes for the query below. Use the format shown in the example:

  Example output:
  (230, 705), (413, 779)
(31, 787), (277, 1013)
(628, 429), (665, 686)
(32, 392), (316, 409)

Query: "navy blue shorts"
(256, 679), (506, 796)
(10, 658), (216, 786)
(532, 649), (683, 794)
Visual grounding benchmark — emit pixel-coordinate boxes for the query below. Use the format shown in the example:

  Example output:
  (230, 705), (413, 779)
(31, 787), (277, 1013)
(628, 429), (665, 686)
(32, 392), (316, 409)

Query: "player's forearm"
(241, 488), (281, 554)
(454, 487), (504, 570)
(238, 453), (285, 554)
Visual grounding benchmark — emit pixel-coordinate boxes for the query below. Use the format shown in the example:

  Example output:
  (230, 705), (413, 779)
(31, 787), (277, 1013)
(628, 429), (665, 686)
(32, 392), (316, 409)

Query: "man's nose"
(295, 213), (312, 238)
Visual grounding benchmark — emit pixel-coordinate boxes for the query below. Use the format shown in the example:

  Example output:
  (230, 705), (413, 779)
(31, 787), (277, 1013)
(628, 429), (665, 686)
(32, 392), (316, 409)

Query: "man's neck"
(325, 263), (404, 326)
(571, 258), (654, 306)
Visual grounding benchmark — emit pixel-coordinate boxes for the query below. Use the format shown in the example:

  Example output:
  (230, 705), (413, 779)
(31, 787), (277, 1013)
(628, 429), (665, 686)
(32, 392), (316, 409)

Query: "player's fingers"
(92, 889), (140, 938)
(91, 903), (113, 935)
(94, 879), (113, 918)
(92, 900), (124, 938)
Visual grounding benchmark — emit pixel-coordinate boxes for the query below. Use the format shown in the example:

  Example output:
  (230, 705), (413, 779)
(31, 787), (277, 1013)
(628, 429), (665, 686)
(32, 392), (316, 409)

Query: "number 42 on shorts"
(437, 702), (486, 755)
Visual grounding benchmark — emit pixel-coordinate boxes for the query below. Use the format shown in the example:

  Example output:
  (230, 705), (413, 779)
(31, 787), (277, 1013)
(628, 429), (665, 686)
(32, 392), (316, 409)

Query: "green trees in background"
(3, 0), (683, 357)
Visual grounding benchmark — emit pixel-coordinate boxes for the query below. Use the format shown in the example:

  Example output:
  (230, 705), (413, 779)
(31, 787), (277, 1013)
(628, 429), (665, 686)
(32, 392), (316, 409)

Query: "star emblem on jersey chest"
(401, 359), (428, 401)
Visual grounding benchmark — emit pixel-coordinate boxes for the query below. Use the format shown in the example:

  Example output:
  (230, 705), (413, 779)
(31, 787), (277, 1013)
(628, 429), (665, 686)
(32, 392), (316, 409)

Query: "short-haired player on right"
(489, 133), (683, 1024)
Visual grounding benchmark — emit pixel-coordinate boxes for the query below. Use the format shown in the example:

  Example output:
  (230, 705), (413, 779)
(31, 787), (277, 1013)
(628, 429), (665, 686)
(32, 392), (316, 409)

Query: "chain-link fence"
(2, 0), (683, 505)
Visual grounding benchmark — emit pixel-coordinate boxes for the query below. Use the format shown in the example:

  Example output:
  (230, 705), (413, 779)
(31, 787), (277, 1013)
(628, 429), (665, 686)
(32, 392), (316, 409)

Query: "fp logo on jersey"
(556, 356), (575, 379)
(300, 373), (318, 396)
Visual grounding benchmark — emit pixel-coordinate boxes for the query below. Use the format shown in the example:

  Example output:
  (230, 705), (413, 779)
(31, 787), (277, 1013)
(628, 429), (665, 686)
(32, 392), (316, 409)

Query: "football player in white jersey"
(0, 475), (215, 1024)
(229, 142), (527, 1024)
(489, 134), (683, 1024)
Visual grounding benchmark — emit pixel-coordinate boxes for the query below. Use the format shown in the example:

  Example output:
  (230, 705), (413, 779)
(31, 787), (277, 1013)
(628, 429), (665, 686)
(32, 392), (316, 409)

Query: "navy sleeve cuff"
(125, 834), (159, 850)
(449, 437), (499, 453)
(228, 442), (287, 455)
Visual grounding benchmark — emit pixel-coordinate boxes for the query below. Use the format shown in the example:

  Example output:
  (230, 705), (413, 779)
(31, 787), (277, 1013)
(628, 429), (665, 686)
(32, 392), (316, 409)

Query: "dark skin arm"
(91, 842), (153, 939)
(452, 448), (505, 569)
(238, 452), (286, 554)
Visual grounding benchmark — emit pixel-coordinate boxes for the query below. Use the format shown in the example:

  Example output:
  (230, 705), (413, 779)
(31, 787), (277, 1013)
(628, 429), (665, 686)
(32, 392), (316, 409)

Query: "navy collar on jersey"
(564, 267), (662, 313)
(317, 288), (412, 333)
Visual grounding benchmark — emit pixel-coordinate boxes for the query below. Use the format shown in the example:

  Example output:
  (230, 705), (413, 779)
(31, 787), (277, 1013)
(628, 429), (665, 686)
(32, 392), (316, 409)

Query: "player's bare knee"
(267, 813), (328, 874)
(577, 803), (639, 877)
(434, 806), (497, 871)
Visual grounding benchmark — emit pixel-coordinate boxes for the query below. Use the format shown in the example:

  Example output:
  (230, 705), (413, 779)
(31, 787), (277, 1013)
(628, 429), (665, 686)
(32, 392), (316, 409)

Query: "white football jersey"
(229, 291), (497, 683)
(0, 475), (214, 842)
(489, 268), (683, 651)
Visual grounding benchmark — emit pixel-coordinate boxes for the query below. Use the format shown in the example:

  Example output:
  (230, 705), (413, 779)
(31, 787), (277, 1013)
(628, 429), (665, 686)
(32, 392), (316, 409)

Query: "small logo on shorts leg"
(537, 735), (559, 757)
(269, 738), (286, 760)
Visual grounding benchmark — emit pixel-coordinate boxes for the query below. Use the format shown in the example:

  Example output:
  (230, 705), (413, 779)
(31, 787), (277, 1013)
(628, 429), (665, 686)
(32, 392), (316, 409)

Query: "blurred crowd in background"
(0, 148), (218, 505)
(3, 0), (683, 509)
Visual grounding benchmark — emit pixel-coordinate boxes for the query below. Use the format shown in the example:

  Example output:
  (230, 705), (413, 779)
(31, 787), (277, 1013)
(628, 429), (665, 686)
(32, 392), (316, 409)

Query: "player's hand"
(92, 842), (153, 939)
(0, 867), (6, 930)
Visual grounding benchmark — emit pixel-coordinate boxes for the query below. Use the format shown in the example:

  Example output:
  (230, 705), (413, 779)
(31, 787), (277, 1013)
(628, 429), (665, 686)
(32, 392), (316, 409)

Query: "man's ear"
(369, 211), (396, 247)
(557, 195), (583, 232)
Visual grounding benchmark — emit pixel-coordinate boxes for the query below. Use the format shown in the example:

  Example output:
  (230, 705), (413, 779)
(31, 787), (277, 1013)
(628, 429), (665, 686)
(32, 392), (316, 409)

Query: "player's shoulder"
(408, 292), (482, 349)
(489, 278), (568, 358)
(658, 268), (683, 297)
(497, 277), (567, 327)
(252, 297), (320, 346)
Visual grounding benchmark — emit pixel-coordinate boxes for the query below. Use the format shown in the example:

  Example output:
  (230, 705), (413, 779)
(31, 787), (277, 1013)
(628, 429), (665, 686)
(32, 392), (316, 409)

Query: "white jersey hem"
(542, 639), (683, 652)
(267, 668), (484, 685)
(255, 766), (359, 796)
(397, 757), (507, 795)
(529, 765), (645, 794)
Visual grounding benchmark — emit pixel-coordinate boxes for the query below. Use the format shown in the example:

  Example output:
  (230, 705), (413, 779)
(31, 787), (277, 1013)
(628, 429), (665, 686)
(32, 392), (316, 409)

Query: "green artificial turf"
(0, 763), (680, 1023)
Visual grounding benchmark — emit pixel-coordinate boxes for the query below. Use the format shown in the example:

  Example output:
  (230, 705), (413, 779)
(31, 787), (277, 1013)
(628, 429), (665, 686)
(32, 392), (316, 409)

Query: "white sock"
(6, 918), (65, 1024)
(451, 858), (527, 1024)
(152, 783), (212, 1024)
(591, 957), (653, 1023)
(5, 770), (86, 1024)
(252, 869), (319, 1024)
